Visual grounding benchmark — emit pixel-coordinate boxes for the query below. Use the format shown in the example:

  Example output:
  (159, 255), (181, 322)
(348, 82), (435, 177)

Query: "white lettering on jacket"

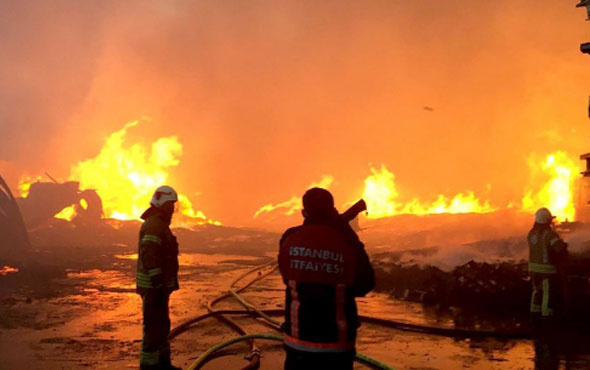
(288, 246), (344, 274)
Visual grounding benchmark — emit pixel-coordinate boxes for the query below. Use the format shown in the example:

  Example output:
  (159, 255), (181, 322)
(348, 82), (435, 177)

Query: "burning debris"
(15, 121), (220, 228)
(65, 121), (219, 227)
(16, 180), (103, 228)
(362, 165), (496, 217)
(0, 266), (19, 276)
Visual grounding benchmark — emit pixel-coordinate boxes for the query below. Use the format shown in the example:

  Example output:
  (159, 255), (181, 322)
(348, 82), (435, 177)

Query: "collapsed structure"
(16, 180), (103, 229)
(0, 173), (106, 261)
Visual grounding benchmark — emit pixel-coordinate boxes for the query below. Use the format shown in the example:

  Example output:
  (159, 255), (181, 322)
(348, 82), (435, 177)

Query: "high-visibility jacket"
(278, 221), (375, 353)
(136, 209), (179, 293)
(527, 226), (567, 275)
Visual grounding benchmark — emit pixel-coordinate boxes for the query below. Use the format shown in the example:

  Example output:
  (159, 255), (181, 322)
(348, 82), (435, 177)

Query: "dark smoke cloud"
(0, 1), (588, 225)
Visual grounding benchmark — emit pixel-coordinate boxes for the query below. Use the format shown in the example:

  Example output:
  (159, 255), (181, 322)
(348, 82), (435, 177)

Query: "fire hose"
(170, 259), (530, 369)
(186, 333), (395, 370)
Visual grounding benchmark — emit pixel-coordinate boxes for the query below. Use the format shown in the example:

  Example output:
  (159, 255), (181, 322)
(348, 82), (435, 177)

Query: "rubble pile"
(374, 257), (530, 318)
(451, 260), (529, 315)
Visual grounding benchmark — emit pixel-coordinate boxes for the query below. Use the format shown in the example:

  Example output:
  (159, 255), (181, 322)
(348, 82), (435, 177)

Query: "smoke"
(564, 228), (590, 255)
(0, 1), (588, 225)
(362, 210), (532, 271)
(0, 1), (112, 164)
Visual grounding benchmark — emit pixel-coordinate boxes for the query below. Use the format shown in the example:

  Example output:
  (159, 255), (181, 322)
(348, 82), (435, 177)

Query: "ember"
(0, 266), (19, 276)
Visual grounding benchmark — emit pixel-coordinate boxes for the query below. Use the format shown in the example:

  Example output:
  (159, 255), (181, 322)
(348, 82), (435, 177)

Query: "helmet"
(150, 185), (178, 208)
(535, 208), (555, 224)
(302, 187), (334, 217)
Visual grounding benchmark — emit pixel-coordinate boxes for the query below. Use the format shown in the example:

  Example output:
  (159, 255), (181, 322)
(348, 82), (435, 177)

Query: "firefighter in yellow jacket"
(528, 208), (568, 319)
(137, 186), (180, 370)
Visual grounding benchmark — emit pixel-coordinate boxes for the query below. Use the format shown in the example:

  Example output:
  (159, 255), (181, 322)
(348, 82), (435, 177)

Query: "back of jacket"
(136, 212), (179, 293)
(278, 218), (374, 353)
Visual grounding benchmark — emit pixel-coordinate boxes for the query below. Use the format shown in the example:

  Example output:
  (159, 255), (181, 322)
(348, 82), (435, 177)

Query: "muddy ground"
(2, 213), (590, 369)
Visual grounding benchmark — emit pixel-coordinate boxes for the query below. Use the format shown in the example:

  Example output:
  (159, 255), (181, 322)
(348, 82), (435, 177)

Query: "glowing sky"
(1, 1), (588, 225)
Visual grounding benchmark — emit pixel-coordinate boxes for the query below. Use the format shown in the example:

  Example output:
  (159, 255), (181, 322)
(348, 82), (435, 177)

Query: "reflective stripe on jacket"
(136, 211), (179, 292)
(279, 222), (374, 353)
(527, 226), (566, 275)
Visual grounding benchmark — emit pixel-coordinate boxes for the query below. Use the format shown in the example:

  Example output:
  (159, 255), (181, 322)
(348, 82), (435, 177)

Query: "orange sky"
(1, 1), (589, 225)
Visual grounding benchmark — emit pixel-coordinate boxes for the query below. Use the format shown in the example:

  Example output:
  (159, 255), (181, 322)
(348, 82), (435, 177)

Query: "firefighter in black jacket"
(137, 186), (181, 370)
(278, 188), (375, 370)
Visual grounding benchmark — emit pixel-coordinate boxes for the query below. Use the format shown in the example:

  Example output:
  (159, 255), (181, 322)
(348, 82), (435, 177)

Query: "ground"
(0, 249), (537, 369)
(1, 214), (589, 369)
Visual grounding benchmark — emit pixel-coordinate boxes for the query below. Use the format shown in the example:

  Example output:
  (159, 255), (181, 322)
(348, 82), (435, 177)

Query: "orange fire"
(521, 151), (578, 222)
(66, 121), (219, 226)
(176, 194), (221, 226)
(362, 165), (495, 218)
(254, 175), (334, 218)
(0, 266), (19, 276)
(254, 167), (495, 220)
(17, 175), (44, 197)
(14, 121), (216, 227)
(54, 205), (77, 221)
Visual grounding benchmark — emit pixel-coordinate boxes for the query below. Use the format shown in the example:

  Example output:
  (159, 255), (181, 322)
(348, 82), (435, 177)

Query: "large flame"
(362, 165), (495, 218)
(521, 151), (577, 222)
(67, 121), (218, 226)
(254, 175), (334, 218)
(362, 165), (398, 218)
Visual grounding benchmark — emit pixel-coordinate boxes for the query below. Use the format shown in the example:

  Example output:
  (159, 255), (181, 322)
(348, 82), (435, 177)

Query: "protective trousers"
(530, 274), (560, 317)
(284, 347), (355, 370)
(140, 290), (171, 369)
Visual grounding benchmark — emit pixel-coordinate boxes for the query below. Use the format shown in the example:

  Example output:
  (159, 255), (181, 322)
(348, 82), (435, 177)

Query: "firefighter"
(136, 185), (181, 370)
(528, 207), (568, 321)
(278, 188), (375, 370)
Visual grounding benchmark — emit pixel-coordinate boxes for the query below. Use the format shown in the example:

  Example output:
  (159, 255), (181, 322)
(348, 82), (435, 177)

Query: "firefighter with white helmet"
(528, 208), (568, 320)
(137, 186), (181, 370)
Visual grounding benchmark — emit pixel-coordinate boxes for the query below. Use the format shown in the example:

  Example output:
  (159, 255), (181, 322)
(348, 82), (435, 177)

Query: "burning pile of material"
(253, 148), (582, 233)
(0, 266), (19, 276)
(362, 165), (496, 218)
(16, 180), (103, 228)
(16, 121), (220, 228)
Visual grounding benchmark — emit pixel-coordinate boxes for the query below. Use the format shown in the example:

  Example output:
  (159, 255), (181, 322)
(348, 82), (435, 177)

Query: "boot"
(139, 364), (161, 370)
(163, 365), (182, 370)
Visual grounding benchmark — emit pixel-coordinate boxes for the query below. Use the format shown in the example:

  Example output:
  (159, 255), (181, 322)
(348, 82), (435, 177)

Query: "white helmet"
(535, 207), (555, 224)
(150, 185), (178, 207)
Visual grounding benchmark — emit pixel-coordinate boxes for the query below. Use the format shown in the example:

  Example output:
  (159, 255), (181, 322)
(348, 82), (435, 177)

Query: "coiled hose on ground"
(170, 258), (530, 369)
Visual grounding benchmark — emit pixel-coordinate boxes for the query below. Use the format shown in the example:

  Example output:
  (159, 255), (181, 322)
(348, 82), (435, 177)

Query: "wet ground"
(2, 214), (590, 370)
(0, 248), (555, 370)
